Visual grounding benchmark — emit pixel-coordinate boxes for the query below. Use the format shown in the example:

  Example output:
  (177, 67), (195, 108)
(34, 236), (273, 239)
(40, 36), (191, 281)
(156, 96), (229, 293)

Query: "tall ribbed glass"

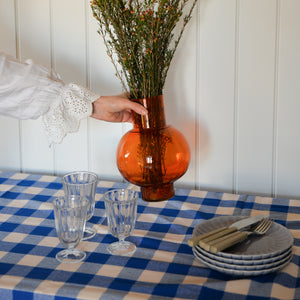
(53, 195), (88, 263)
(62, 171), (98, 240)
(104, 189), (138, 256)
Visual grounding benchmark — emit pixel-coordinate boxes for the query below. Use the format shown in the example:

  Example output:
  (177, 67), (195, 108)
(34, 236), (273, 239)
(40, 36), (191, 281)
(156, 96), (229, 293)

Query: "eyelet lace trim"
(42, 83), (99, 145)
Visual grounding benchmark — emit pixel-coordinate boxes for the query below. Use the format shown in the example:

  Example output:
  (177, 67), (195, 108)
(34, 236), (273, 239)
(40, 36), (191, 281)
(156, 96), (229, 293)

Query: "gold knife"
(188, 215), (266, 248)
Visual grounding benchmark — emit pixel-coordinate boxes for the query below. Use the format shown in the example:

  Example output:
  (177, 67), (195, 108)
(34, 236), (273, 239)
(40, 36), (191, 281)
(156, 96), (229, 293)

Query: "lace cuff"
(42, 83), (99, 145)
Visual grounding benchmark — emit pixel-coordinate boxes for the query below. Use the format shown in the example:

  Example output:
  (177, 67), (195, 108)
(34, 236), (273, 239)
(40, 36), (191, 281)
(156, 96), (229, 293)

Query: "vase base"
(141, 183), (174, 202)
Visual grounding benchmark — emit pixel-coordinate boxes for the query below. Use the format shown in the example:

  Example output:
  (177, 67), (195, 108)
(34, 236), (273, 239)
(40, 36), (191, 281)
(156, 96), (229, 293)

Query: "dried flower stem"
(91, 0), (198, 99)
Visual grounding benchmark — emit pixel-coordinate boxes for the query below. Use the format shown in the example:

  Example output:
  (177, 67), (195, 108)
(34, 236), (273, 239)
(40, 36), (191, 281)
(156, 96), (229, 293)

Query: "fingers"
(124, 99), (147, 116)
(91, 94), (148, 123)
(113, 94), (147, 115)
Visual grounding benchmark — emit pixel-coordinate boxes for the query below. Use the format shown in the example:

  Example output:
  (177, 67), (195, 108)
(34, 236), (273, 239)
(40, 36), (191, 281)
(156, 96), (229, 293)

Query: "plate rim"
(192, 215), (294, 260)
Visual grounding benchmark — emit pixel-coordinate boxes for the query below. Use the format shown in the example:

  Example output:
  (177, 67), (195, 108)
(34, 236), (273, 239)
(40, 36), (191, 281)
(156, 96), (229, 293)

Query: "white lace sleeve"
(42, 83), (99, 145)
(0, 53), (100, 145)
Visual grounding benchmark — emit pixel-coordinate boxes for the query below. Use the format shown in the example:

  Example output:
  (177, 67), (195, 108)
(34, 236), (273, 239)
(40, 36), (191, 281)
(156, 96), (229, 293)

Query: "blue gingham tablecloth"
(0, 171), (299, 300)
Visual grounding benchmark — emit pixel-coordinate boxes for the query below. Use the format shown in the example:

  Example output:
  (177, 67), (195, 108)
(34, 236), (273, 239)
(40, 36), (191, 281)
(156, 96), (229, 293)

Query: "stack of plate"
(192, 216), (294, 276)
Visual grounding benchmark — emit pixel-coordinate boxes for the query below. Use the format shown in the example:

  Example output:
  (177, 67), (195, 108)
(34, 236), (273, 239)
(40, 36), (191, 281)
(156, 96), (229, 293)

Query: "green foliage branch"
(91, 0), (198, 99)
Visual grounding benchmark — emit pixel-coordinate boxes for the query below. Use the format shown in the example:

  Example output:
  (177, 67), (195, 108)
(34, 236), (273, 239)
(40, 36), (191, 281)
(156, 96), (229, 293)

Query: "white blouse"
(0, 53), (99, 145)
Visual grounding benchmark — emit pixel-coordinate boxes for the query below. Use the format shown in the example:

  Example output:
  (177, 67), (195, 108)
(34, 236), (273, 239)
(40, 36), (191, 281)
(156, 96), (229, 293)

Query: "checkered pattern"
(0, 171), (299, 300)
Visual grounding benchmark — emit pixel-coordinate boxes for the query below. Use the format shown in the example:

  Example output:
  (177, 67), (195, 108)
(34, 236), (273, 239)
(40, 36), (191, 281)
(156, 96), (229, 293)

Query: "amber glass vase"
(116, 95), (190, 202)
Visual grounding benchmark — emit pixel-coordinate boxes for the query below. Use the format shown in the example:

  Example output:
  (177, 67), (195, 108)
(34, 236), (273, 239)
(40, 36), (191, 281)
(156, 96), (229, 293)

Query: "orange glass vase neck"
(132, 95), (166, 130)
(117, 95), (190, 202)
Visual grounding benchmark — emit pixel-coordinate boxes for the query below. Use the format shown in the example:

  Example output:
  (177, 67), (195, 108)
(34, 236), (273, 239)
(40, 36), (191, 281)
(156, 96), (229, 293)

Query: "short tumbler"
(104, 189), (138, 256)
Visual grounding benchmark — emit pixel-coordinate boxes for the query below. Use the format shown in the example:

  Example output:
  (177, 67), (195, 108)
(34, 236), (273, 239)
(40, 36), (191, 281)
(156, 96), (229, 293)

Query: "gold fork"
(201, 218), (274, 253)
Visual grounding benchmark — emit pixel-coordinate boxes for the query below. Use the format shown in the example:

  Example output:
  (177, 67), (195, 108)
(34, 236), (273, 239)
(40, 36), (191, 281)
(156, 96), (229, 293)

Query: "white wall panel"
(165, 4), (198, 188)
(0, 0), (21, 171)
(0, 116), (20, 171)
(197, 0), (237, 192)
(87, 5), (124, 180)
(51, 0), (89, 174)
(17, 0), (54, 175)
(87, 10), (122, 96)
(0, 0), (16, 55)
(236, 0), (277, 196)
(276, 1), (300, 199)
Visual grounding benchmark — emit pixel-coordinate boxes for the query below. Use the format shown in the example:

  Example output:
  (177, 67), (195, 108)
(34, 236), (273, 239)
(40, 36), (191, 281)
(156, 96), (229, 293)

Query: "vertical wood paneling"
(18, 0), (54, 175)
(0, 114), (20, 171)
(0, 0), (21, 171)
(276, 0), (300, 198)
(1, 1), (300, 199)
(164, 2), (197, 188)
(87, 5), (124, 180)
(236, 0), (277, 196)
(0, 0), (16, 55)
(197, 0), (237, 192)
(51, 0), (89, 174)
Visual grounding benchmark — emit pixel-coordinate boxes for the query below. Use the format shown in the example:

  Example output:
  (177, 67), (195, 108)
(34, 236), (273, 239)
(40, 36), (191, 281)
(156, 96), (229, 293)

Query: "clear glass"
(62, 171), (98, 240)
(104, 189), (138, 256)
(53, 195), (88, 263)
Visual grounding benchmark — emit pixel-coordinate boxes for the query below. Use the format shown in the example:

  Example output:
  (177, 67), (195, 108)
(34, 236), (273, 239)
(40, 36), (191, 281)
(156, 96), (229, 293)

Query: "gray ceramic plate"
(194, 245), (293, 266)
(193, 247), (293, 276)
(194, 247), (292, 271)
(192, 216), (294, 260)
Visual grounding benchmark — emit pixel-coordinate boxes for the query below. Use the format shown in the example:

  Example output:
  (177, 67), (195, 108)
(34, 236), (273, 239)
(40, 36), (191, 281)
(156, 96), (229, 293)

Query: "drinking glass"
(53, 195), (88, 263)
(104, 189), (138, 256)
(62, 171), (98, 240)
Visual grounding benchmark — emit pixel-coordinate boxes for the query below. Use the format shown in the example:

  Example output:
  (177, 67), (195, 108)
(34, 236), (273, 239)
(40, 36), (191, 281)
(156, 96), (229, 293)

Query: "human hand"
(91, 93), (147, 123)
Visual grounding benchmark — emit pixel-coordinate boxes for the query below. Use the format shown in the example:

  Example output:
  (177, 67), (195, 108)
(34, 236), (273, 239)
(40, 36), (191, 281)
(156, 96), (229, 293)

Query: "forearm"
(0, 52), (64, 119)
(0, 53), (99, 145)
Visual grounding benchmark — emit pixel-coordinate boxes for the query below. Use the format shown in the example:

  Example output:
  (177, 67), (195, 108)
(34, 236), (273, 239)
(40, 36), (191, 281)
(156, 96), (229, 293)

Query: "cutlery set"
(189, 216), (273, 253)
